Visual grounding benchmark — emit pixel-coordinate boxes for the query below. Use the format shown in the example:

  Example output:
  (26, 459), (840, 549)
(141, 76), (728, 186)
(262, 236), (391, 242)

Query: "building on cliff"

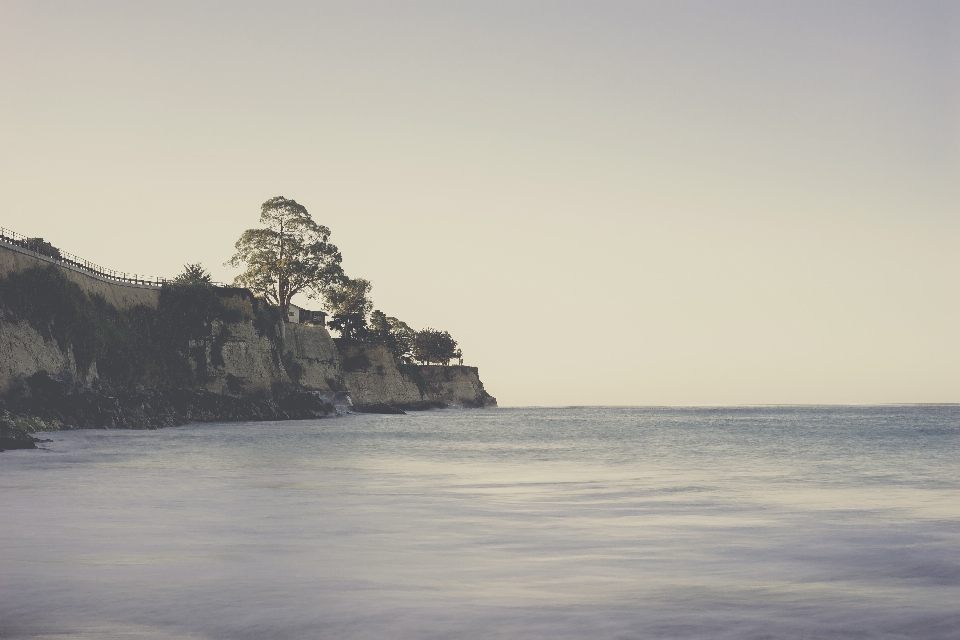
(286, 304), (326, 325)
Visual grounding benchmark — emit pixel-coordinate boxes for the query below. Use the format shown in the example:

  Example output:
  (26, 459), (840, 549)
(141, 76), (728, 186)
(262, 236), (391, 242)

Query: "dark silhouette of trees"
(370, 309), (416, 362)
(412, 328), (458, 365)
(224, 196), (468, 364)
(173, 263), (212, 286)
(324, 277), (372, 340)
(25, 238), (61, 260)
(227, 196), (343, 317)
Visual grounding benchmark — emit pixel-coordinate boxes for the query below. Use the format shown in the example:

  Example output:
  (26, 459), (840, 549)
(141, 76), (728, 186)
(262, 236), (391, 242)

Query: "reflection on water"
(1, 406), (959, 639)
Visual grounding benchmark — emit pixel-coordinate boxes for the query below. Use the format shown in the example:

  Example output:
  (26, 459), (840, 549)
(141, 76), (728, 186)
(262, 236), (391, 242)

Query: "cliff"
(282, 323), (345, 393)
(337, 341), (495, 409)
(0, 246), (495, 430)
(0, 320), (96, 394)
(418, 365), (497, 408)
(196, 318), (289, 397)
(338, 341), (423, 407)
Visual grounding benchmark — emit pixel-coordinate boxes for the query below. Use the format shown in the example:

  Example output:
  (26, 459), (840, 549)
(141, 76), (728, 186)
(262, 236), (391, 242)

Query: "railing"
(0, 226), (226, 289)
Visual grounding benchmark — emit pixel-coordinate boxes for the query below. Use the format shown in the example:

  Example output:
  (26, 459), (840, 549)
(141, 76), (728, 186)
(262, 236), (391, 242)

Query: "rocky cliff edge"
(0, 260), (496, 429)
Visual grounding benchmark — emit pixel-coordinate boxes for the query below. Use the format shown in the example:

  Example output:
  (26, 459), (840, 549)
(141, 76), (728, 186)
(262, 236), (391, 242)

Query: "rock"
(0, 417), (38, 451)
(337, 342), (423, 406)
(335, 342), (497, 408)
(354, 403), (406, 414)
(0, 372), (338, 441)
(416, 366), (497, 407)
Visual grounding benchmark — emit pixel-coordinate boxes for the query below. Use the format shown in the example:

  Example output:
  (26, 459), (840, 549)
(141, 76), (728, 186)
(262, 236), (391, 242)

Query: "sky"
(1, 0), (958, 406)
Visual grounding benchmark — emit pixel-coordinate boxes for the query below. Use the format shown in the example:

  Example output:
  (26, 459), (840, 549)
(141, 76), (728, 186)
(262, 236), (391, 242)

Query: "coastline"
(0, 257), (496, 446)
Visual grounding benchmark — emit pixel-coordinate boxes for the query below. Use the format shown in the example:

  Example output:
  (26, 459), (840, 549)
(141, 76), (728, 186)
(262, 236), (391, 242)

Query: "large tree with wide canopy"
(226, 196), (344, 315)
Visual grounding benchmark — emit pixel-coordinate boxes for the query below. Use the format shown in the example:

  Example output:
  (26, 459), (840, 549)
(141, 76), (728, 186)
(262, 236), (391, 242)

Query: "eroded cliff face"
(0, 315), (497, 411)
(191, 319), (352, 398)
(0, 314), (285, 400)
(418, 365), (497, 408)
(336, 342), (497, 409)
(191, 319), (288, 397)
(174, 322), (501, 409)
(0, 320), (97, 394)
(0, 246), (495, 416)
(282, 324), (345, 393)
(337, 342), (423, 406)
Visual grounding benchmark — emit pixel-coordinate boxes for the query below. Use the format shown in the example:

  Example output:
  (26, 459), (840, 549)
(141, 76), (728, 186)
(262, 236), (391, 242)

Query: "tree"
(370, 309), (416, 362)
(369, 309), (390, 336)
(412, 328), (458, 365)
(324, 277), (373, 340)
(226, 196), (344, 317)
(25, 238), (61, 260)
(172, 263), (212, 286)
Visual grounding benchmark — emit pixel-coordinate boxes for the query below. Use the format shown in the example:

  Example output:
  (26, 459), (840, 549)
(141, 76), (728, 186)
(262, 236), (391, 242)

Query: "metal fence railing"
(0, 226), (202, 289)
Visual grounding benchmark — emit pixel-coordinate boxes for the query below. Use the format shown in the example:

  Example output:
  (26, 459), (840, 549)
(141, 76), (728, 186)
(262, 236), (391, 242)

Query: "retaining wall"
(0, 241), (160, 309)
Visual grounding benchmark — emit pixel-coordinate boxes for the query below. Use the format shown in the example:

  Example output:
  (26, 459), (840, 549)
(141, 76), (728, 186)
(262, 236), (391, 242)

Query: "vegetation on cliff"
(0, 413), (44, 451)
(24, 237), (61, 260)
(227, 196), (344, 317)
(323, 279), (460, 365)
(0, 263), (341, 431)
(324, 277), (373, 340)
(0, 264), (276, 388)
(369, 311), (416, 362)
(173, 263), (214, 286)
(229, 196), (467, 366)
(411, 328), (460, 366)
(0, 196), (490, 434)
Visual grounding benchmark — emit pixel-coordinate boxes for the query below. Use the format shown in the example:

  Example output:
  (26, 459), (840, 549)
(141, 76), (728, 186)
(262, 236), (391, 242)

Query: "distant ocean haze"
(1, 405), (958, 639)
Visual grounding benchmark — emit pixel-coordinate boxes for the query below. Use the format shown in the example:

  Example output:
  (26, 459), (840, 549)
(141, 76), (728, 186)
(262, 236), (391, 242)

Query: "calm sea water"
(1, 406), (959, 639)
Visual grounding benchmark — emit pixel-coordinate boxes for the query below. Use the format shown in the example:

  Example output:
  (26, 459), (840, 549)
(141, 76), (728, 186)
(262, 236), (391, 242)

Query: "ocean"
(1, 406), (958, 639)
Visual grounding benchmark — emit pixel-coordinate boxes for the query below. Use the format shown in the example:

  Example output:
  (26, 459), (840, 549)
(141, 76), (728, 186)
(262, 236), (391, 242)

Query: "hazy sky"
(1, 1), (958, 406)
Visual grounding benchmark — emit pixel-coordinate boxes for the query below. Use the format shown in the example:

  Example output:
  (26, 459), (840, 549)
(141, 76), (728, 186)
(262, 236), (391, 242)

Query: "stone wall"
(0, 242), (160, 310)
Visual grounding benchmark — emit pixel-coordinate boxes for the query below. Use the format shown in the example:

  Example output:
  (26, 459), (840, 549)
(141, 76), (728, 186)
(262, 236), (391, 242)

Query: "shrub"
(25, 238), (61, 260)
(173, 263), (213, 286)
(0, 266), (282, 389)
(412, 328), (458, 365)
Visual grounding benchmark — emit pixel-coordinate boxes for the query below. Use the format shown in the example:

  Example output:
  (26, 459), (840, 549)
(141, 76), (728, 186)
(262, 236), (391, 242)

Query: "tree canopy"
(173, 263), (213, 286)
(25, 238), (61, 260)
(342, 303), (460, 365)
(225, 196), (467, 365)
(226, 196), (344, 315)
(370, 310), (416, 362)
(412, 328), (459, 365)
(324, 277), (373, 341)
